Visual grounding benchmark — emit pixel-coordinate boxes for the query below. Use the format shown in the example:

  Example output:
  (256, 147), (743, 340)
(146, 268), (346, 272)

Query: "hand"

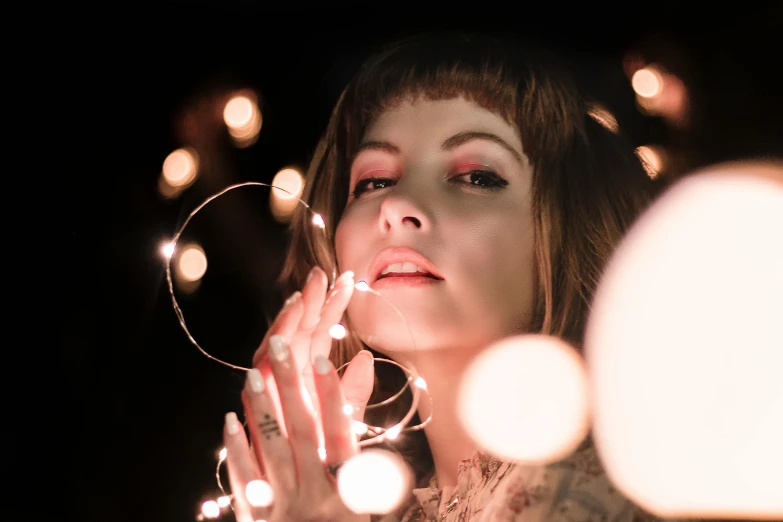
(223, 268), (375, 522)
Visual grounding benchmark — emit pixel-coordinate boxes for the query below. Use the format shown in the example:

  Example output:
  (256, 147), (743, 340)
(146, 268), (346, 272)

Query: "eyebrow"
(355, 130), (524, 165)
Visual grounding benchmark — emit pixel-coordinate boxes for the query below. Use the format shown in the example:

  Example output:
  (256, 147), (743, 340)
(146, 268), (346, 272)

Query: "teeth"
(381, 262), (429, 275)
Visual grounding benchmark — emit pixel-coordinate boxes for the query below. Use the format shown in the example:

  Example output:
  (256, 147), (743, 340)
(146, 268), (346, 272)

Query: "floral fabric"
(375, 442), (679, 522)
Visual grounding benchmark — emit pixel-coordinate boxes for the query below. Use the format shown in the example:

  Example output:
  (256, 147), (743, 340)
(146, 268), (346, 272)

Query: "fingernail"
(336, 271), (355, 287)
(355, 350), (374, 365)
(269, 335), (289, 362)
(225, 412), (241, 435)
(313, 355), (333, 375)
(284, 291), (302, 308)
(306, 267), (318, 284)
(247, 368), (265, 393)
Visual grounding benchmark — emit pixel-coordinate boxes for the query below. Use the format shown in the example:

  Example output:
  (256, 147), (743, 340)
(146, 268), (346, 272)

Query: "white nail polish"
(313, 355), (332, 375)
(225, 412), (241, 435)
(284, 291), (301, 308)
(269, 335), (289, 362)
(248, 368), (265, 393)
(338, 271), (355, 285)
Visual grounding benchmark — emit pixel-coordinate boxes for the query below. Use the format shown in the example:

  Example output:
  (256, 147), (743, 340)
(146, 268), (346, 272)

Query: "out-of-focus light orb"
(218, 447), (227, 460)
(161, 242), (175, 259)
(631, 66), (664, 98)
(343, 403), (354, 416)
(224, 93), (262, 148)
(271, 168), (304, 201)
(585, 161), (783, 519)
(223, 96), (254, 129)
(216, 495), (231, 508)
(201, 500), (220, 519)
(270, 168), (305, 222)
(162, 148), (199, 188)
(329, 323), (347, 340)
(457, 334), (590, 464)
(337, 449), (411, 514)
(353, 420), (368, 435)
(587, 102), (620, 134)
(177, 243), (208, 282)
(354, 280), (370, 292)
(245, 479), (274, 507)
(318, 446), (327, 461)
(312, 213), (325, 228)
(635, 145), (665, 179)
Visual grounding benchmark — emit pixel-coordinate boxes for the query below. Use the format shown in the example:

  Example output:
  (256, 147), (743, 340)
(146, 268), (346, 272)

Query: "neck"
(402, 348), (479, 489)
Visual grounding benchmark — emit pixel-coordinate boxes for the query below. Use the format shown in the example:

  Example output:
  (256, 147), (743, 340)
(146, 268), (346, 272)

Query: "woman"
(222, 33), (665, 521)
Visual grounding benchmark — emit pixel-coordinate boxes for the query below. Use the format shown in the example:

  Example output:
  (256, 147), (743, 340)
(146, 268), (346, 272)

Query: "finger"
(300, 266), (328, 331)
(313, 355), (359, 465)
(267, 334), (330, 494)
(310, 271), (354, 361)
(339, 350), (375, 423)
(243, 368), (297, 499)
(223, 412), (272, 522)
(252, 291), (304, 367)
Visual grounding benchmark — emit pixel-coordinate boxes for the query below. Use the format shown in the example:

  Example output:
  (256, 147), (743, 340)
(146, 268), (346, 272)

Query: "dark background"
(58, 5), (780, 522)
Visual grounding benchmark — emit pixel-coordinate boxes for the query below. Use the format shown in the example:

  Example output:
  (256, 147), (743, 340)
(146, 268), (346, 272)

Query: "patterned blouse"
(375, 441), (678, 522)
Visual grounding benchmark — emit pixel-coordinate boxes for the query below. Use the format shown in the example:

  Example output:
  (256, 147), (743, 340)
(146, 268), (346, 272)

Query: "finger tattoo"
(258, 413), (281, 440)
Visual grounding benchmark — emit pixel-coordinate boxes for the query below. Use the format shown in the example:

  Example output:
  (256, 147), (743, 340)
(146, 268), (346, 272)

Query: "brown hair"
(278, 32), (662, 481)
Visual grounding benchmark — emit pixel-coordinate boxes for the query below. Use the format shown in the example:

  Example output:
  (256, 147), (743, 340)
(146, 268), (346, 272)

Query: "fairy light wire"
(167, 182), (433, 512)
(165, 181), (317, 371)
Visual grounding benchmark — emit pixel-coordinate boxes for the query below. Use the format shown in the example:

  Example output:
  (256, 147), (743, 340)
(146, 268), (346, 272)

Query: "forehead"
(362, 97), (523, 154)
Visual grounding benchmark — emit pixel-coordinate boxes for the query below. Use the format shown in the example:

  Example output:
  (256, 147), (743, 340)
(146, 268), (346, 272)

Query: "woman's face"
(334, 97), (536, 355)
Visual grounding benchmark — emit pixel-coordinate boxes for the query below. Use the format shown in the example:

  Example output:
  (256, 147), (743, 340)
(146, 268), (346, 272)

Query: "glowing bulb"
(318, 446), (327, 461)
(353, 420), (369, 435)
(217, 495), (231, 508)
(271, 168), (304, 201)
(458, 334), (590, 464)
(587, 102), (619, 134)
(632, 67), (664, 98)
(162, 148), (198, 188)
(201, 500), (220, 519)
(354, 281), (370, 292)
(636, 145), (665, 179)
(178, 244), (208, 282)
(223, 93), (262, 147)
(245, 479), (274, 507)
(162, 242), (175, 259)
(343, 404), (354, 416)
(337, 450), (411, 514)
(224, 96), (254, 129)
(413, 377), (427, 390)
(329, 323), (347, 340)
(586, 162), (783, 519)
(218, 447), (227, 460)
(312, 214), (325, 228)
(385, 426), (401, 440)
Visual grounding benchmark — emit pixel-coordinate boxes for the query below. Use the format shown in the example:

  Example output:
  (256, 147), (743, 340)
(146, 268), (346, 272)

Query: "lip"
(368, 247), (444, 284)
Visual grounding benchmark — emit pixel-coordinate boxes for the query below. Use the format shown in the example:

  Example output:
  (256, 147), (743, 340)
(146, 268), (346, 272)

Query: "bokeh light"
(162, 148), (199, 188)
(635, 145), (666, 179)
(337, 450), (411, 514)
(631, 66), (664, 98)
(586, 161), (783, 519)
(587, 102), (620, 134)
(200, 500), (220, 519)
(223, 93), (262, 148)
(245, 479), (274, 507)
(177, 243), (208, 282)
(457, 334), (590, 464)
(269, 167), (305, 222)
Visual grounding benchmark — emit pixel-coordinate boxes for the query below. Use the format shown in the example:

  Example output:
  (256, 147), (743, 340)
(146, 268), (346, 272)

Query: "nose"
(377, 187), (431, 235)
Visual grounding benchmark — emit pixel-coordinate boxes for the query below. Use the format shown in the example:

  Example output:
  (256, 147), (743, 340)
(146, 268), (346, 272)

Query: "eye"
(351, 177), (396, 198)
(451, 169), (509, 190)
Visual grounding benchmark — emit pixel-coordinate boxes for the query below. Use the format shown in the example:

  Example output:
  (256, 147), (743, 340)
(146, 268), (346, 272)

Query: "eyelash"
(350, 169), (509, 198)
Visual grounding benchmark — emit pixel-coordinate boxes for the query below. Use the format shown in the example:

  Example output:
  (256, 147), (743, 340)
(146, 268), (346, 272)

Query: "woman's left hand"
(222, 271), (374, 521)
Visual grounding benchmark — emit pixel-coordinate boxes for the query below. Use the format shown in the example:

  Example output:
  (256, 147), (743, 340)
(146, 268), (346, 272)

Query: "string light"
(166, 182), (434, 516)
(245, 479), (274, 507)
